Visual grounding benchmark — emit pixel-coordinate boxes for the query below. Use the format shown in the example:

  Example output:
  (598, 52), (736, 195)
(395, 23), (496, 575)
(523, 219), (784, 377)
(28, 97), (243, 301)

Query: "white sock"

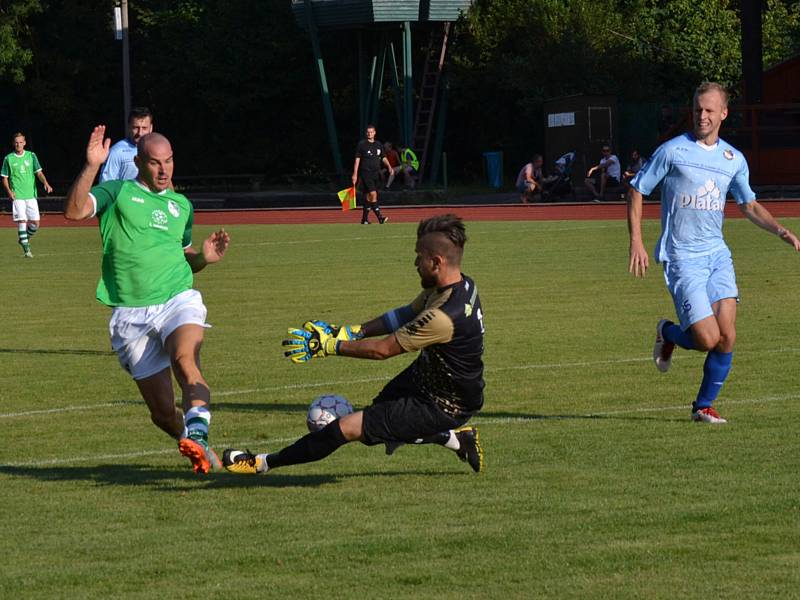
(185, 406), (211, 439)
(256, 453), (270, 473)
(444, 430), (460, 450)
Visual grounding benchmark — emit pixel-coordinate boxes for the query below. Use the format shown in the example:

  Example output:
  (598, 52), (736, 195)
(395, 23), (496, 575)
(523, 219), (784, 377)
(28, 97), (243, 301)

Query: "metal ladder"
(411, 21), (450, 184)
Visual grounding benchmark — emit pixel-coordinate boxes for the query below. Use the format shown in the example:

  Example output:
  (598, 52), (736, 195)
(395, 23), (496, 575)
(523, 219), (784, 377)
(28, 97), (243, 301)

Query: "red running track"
(5, 201), (800, 227)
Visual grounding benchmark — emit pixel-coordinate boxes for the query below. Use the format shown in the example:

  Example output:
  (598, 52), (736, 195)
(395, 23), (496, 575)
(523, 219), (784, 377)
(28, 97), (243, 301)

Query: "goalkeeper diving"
(223, 214), (485, 474)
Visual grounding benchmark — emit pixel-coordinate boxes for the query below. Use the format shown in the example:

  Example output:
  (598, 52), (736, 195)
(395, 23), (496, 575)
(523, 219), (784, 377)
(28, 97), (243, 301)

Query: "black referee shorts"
(361, 394), (468, 446)
(358, 170), (381, 194)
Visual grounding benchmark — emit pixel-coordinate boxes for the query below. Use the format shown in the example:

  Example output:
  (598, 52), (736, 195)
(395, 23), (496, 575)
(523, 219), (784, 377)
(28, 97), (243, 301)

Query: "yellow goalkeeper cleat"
(454, 426), (484, 473)
(222, 448), (266, 474)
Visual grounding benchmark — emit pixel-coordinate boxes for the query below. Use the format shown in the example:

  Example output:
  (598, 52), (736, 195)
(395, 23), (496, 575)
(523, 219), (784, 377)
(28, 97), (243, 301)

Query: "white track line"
(475, 393), (800, 423)
(3, 392), (799, 468)
(24, 223), (620, 256)
(2, 347), (799, 420)
(0, 401), (135, 419)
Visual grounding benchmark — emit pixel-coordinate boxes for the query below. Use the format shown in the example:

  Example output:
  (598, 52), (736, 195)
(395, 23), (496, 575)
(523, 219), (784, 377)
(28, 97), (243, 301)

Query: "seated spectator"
(621, 148), (644, 198)
(398, 145), (418, 188)
(383, 142), (402, 189)
(584, 145), (621, 202)
(515, 154), (545, 203)
(541, 152), (575, 200)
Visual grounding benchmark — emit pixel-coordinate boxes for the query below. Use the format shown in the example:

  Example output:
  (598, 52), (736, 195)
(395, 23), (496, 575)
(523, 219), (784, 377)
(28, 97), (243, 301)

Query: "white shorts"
(12, 199), (40, 222)
(109, 289), (210, 380)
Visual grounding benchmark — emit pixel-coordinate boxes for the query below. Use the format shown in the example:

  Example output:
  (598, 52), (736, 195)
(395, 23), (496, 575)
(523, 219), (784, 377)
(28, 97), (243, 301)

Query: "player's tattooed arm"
(739, 201), (800, 251)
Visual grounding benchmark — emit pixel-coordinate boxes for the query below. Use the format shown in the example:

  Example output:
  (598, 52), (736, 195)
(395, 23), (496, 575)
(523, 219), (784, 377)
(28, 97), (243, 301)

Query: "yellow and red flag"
(337, 186), (356, 211)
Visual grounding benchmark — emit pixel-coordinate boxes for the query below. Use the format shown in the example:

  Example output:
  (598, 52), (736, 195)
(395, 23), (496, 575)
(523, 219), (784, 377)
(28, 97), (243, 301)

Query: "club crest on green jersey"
(168, 200), (180, 217)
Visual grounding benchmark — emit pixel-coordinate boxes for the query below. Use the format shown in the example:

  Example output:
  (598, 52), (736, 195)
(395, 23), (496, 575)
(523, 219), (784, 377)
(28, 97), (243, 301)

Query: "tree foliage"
(0, 0), (41, 83)
(0, 1), (799, 182)
(443, 0), (800, 176)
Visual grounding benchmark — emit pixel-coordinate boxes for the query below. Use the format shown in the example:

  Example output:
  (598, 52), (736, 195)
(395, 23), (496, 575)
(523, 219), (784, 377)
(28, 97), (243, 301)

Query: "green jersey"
(1, 151), (42, 199)
(91, 180), (195, 307)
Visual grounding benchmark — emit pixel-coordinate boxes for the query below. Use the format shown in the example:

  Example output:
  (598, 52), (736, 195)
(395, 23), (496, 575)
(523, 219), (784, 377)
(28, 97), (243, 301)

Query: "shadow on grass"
(0, 464), (338, 490)
(0, 347), (114, 356)
(477, 411), (687, 423)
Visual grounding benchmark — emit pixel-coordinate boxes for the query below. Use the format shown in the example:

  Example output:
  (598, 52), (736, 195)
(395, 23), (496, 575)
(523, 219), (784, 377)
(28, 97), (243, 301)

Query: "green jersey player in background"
(64, 126), (230, 473)
(1, 132), (53, 257)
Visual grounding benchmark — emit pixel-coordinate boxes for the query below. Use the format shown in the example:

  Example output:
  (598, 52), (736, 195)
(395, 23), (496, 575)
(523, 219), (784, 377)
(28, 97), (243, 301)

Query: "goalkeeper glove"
(333, 324), (364, 341)
(282, 320), (339, 363)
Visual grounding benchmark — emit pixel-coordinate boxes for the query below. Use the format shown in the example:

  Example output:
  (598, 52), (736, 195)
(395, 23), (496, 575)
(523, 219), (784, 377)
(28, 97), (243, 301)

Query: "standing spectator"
(384, 141), (402, 189)
(515, 154), (544, 203)
(352, 124), (391, 224)
(399, 145), (419, 189)
(628, 82), (800, 424)
(1, 132), (53, 258)
(620, 148), (644, 198)
(64, 126), (231, 473)
(584, 145), (621, 202)
(99, 107), (154, 183)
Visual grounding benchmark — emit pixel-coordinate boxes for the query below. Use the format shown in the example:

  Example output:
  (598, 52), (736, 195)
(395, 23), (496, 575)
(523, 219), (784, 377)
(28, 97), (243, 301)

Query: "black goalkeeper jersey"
(393, 274), (485, 416)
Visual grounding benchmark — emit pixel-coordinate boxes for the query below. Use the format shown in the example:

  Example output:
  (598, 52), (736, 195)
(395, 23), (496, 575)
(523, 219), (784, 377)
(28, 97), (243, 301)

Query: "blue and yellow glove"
(332, 323), (365, 342)
(282, 320), (339, 363)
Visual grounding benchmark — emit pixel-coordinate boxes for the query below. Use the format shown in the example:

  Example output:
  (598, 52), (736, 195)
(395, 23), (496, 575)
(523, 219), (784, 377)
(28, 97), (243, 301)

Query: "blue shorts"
(662, 247), (738, 330)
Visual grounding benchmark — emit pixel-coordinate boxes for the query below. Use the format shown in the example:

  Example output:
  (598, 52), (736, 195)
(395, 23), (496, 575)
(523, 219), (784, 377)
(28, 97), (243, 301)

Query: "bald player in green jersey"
(64, 126), (230, 474)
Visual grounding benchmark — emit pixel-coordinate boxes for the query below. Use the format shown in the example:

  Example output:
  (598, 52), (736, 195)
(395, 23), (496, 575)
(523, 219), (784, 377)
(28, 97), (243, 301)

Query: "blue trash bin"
(483, 151), (503, 188)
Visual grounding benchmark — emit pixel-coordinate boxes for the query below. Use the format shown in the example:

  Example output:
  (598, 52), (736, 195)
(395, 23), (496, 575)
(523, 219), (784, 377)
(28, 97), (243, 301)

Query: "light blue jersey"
(99, 138), (138, 182)
(631, 133), (755, 263)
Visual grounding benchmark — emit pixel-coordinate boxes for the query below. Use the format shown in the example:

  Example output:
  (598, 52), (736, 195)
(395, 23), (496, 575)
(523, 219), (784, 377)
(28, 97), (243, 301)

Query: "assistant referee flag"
(337, 186), (356, 211)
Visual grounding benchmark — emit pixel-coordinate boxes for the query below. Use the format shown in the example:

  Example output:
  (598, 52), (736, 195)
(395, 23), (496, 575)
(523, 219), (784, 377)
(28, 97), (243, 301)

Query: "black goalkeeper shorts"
(361, 394), (468, 446)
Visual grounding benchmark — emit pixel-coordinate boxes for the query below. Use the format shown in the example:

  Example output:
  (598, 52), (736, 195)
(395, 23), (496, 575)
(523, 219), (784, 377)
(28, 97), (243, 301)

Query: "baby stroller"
(543, 151), (576, 201)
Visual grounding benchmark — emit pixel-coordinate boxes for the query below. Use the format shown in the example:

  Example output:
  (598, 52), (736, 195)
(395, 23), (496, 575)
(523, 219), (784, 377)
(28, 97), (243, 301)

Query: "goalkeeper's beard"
(418, 270), (437, 289)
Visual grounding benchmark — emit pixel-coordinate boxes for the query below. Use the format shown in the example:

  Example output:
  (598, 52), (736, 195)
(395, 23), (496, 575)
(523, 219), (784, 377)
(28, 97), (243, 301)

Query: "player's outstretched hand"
(86, 125), (111, 168)
(779, 228), (800, 251)
(628, 240), (649, 278)
(282, 320), (338, 363)
(202, 228), (230, 264)
(283, 327), (318, 363)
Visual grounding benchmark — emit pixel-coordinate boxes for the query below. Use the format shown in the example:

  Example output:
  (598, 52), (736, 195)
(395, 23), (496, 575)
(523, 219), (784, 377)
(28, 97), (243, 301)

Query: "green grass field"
(1, 218), (799, 599)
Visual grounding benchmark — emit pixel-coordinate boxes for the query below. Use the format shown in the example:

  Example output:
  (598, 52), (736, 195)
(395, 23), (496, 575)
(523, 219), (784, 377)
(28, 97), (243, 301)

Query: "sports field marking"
(475, 392), (800, 423)
(0, 401), (135, 419)
(3, 222), (622, 258)
(2, 347), (798, 420)
(3, 391), (799, 469)
(227, 223), (623, 248)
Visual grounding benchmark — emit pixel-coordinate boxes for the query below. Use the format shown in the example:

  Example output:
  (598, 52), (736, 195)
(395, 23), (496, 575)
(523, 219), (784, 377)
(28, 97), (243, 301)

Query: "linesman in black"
(223, 214), (485, 474)
(352, 124), (391, 224)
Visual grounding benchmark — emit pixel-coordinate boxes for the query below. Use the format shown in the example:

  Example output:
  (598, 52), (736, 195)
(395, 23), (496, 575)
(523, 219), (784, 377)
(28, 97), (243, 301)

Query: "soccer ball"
(306, 394), (354, 432)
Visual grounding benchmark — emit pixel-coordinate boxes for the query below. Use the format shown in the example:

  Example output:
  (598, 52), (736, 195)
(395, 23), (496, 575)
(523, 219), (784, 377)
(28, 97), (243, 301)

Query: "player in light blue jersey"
(628, 82), (800, 424)
(99, 107), (153, 182)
